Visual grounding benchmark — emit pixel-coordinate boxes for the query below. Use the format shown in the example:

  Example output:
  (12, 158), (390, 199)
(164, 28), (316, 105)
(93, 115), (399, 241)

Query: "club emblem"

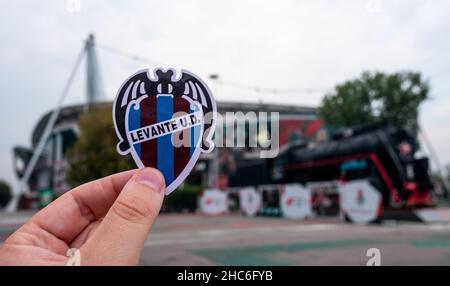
(113, 68), (217, 195)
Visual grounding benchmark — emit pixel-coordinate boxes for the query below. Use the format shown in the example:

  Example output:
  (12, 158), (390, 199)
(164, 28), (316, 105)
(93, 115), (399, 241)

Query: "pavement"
(3, 212), (450, 265)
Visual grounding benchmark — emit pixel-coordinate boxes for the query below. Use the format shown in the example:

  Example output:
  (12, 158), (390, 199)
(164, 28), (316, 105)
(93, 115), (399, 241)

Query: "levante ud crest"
(113, 68), (217, 195)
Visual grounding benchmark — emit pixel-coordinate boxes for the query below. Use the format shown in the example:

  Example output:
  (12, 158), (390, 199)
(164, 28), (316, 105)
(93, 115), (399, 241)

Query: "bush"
(66, 106), (134, 187)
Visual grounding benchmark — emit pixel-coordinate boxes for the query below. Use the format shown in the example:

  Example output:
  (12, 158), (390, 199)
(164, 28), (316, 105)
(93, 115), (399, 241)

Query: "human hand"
(0, 167), (165, 266)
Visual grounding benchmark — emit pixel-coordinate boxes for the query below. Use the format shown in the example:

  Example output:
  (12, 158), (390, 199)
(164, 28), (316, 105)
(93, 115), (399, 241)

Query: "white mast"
(85, 34), (103, 110)
(5, 35), (98, 212)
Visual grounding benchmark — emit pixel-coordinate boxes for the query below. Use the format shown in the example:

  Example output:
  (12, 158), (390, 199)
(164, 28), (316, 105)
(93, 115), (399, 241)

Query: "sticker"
(113, 68), (217, 195)
(200, 189), (228, 215)
(280, 184), (312, 219)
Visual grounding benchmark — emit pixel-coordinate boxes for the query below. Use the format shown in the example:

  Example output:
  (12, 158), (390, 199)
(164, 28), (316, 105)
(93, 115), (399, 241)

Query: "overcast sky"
(1, 0), (450, 189)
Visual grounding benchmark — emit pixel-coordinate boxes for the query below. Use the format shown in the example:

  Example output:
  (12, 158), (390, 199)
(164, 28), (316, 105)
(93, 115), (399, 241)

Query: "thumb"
(80, 167), (165, 265)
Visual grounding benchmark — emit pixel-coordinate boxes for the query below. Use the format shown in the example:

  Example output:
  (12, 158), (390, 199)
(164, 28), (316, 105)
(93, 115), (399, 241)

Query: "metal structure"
(6, 34), (102, 212)
(85, 34), (103, 110)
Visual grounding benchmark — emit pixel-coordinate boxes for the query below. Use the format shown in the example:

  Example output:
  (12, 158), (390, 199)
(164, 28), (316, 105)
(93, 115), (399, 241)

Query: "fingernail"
(134, 168), (164, 193)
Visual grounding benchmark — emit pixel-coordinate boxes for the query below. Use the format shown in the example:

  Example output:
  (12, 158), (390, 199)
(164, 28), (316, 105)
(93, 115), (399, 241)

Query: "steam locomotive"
(229, 121), (434, 210)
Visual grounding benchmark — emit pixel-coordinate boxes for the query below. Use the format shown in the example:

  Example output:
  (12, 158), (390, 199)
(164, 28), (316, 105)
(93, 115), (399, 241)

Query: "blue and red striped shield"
(113, 68), (216, 195)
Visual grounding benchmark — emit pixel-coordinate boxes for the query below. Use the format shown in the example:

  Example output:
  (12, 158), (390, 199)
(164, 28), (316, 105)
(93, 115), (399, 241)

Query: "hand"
(0, 167), (165, 266)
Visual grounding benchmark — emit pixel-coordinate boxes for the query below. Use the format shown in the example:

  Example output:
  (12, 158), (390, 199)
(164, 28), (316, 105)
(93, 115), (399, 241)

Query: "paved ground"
(2, 212), (450, 265)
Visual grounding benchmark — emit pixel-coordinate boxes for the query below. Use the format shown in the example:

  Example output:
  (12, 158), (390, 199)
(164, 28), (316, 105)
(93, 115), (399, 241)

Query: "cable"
(97, 43), (163, 66)
(16, 47), (85, 198)
(419, 123), (443, 173)
(97, 43), (327, 94)
(215, 79), (326, 94)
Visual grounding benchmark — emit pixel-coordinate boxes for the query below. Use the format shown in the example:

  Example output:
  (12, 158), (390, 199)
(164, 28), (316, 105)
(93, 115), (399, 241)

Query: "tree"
(0, 180), (12, 208)
(318, 71), (429, 134)
(66, 106), (134, 187)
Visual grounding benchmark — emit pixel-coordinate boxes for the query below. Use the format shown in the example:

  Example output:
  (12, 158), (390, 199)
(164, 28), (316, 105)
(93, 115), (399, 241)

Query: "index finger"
(25, 169), (139, 244)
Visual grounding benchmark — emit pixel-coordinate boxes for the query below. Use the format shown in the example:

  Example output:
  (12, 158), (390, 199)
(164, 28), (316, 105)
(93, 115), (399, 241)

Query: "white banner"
(280, 184), (312, 219)
(200, 189), (228, 215)
(239, 187), (262, 216)
(339, 180), (382, 224)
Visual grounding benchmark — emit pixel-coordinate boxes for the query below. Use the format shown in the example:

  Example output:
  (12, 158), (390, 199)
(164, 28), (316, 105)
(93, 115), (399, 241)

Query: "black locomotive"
(229, 121), (434, 209)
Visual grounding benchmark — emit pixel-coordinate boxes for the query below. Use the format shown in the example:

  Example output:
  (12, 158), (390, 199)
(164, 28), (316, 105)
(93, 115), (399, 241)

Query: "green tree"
(318, 71), (429, 134)
(0, 180), (12, 208)
(66, 106), (134, 187)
